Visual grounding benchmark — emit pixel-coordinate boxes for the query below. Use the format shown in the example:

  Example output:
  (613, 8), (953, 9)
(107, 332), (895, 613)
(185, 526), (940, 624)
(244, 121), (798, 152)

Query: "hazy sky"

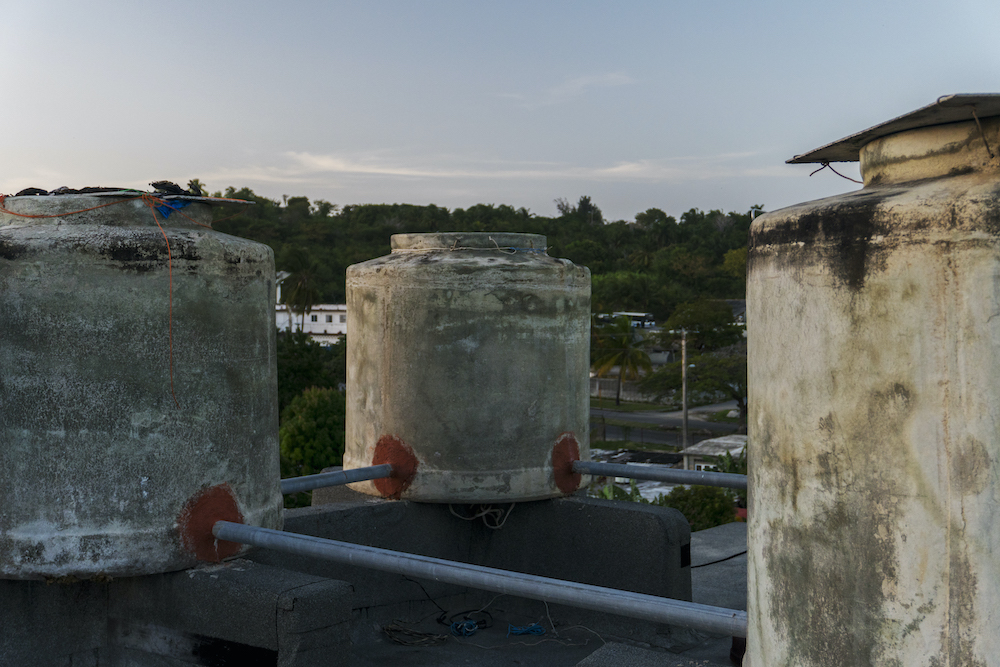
(3, 1), (998, 221)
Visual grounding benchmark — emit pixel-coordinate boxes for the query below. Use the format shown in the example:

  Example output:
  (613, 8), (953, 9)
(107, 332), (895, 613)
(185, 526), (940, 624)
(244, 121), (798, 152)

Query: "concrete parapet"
(0, 559), (353, 666)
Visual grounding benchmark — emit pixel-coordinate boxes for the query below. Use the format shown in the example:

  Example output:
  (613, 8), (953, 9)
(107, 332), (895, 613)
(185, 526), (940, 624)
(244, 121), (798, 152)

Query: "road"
(589, 400), (741, 448)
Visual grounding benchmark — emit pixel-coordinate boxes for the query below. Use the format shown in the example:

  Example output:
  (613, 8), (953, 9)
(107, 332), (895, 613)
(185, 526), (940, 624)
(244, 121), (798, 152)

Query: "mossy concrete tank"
(0, 194), (283, 580)
(344, 232), (591, 502)
(747, 95), (1000, 666)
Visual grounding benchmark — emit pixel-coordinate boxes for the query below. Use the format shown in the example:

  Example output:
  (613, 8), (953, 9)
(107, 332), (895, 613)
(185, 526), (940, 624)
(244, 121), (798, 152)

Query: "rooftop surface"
(346, 521), (747, 666)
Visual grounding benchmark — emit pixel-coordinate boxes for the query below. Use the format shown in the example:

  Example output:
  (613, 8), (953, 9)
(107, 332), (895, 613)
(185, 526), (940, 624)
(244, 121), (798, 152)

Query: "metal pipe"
(573, 460), (747, 491)
(681, 329), (688, 449)
(213, 521), (747, 637)
(280, 464), (393, 495)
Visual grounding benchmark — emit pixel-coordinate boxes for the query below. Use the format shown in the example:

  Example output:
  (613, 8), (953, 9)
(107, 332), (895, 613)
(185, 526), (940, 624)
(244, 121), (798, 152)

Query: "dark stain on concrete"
(0, 239), (29, 260)
(766, 501), (900, 667)
(936, 547), (986, 667)
(954, 436), (991, 496)
(764, 381), (917, 666)
(751, 195), (889, 291)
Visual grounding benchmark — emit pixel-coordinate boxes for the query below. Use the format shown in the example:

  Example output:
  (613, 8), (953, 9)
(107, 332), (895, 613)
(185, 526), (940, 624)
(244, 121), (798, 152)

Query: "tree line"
(209, 188), (757, 323)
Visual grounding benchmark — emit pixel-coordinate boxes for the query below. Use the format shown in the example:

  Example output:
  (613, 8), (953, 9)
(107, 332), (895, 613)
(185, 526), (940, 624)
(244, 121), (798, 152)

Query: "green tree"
(640, 341), (748, 430)
(657, 484), (737, 532)
(661, 298), (743, 352)
(722, 247), (748, 293)
(593, 316), (652, 406)
(279, 246), (323, 331)
(279, 387), (347, 508)
(276, 332), (345, 416)
(279, 386), (346, 477)
(594, 479), (737, 531)
(711, 448), (747, 507)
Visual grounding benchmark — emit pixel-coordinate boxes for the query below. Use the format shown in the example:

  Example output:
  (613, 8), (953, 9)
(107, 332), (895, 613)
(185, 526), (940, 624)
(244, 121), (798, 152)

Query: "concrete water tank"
(747, 95), (1000, 666)
(344, 232), (591, 502)
(0, 193), (283, 580)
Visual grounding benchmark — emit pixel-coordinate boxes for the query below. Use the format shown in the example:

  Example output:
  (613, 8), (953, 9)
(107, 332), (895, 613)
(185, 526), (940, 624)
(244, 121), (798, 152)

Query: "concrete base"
(0, 491), (694, 666)
(0, 560), (352, 667)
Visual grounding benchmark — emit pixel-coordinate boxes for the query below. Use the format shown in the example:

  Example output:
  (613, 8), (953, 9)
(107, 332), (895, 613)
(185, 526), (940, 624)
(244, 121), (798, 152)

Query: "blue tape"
(154, 200), (191, 219)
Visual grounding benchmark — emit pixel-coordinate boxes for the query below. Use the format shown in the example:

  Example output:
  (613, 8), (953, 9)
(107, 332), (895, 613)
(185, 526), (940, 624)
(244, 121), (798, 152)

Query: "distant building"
(275, 272), (347, 345)
(679, 434), (746, 471)
(276, 303), (347, 345)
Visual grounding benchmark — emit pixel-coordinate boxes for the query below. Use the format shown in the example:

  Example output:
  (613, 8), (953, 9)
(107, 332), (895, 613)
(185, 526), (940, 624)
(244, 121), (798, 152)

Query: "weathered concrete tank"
(0, 193), (283, 580)
(747, 95), (1000, 666)
(344, 232), (591, 502)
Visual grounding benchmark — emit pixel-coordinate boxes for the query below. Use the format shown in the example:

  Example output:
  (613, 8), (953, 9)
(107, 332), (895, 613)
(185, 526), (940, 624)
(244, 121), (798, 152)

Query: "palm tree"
(279, 247), (322, 331)
(282, 266), (321, 331)
(593, 316), (652, 406)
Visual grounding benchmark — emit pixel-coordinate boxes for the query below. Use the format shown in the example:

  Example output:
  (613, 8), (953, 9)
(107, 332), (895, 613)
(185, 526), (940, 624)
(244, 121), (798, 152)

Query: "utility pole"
(681, 329), (688, 453)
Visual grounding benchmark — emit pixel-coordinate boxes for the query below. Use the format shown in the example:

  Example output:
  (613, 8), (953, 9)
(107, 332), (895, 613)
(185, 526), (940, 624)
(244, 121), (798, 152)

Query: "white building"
(276, 303), (347, 345)
(679, 434), (747, 471)
(276, 272), (347, 345)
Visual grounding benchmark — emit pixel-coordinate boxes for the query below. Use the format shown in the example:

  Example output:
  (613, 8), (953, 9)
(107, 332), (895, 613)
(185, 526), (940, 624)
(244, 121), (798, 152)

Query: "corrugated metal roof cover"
(788, 94), (1000, 164)
(679, 434), (747, 457)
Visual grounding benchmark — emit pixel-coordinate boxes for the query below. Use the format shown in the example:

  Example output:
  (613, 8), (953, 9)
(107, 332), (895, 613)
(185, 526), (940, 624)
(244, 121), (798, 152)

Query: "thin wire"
(449, 503), (517, 529)
(690, 549), (748, 568)
(382, 622), (449, 646)
(402, 575), (449, 615)
(489, 235), (517, 254)
(808, 162), (863, 184)
(971, 108), (996, 160)
(483, 503), (516, 530)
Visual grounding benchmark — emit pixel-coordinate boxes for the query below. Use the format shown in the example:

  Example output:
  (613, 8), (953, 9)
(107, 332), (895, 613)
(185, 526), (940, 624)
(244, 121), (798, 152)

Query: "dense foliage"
(279, 386), (347, 508)
(276, 331), (346, 416)
(211, 189), (758, 321)
(637, 297), (748, 429)
(596, 480), (737, 532)
(279, 386), (347, 477)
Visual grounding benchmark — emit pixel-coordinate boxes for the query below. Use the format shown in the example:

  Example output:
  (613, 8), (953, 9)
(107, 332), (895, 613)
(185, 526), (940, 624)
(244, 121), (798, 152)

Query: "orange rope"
(141, 194), (181, 408)
(0, 192), (250, 226)
(0, 193), (145, 218)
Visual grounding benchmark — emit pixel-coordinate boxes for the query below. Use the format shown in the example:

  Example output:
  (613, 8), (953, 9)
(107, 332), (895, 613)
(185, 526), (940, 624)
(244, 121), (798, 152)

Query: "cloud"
(200, 149), (806, 193)
(503, 72), (635, 109)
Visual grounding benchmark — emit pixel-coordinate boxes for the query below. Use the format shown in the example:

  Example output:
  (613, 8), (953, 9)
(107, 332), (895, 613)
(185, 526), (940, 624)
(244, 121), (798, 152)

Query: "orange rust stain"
(372, 435), (419, 499)
(177, 483), (244, 562)
(552, 432), (582, 494)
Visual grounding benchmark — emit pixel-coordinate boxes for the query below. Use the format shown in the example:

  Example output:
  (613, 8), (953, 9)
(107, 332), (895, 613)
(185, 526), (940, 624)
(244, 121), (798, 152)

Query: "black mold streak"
(751, 195), (888, 292)
(0, 239), (28, 260)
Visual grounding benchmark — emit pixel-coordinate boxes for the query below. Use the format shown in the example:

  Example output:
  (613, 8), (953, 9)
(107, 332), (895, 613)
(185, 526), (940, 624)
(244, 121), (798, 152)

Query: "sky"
(2, 1), (999, 222)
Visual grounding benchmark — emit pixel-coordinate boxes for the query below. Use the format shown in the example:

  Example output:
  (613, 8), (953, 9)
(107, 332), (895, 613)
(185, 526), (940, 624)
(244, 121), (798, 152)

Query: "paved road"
(589, 400), (741, 447)
(591, 400), (741, 429)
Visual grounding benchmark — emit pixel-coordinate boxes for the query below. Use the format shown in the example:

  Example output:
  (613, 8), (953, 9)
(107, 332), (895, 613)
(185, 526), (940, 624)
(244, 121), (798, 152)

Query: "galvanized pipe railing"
(281, 461), (747, 494)
(572, 460), (747, 491)
(213, 521), (747, 637)
(280, 464), (393, 495)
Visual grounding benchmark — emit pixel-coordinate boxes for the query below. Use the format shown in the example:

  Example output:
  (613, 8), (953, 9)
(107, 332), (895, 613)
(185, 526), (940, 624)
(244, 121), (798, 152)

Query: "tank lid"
(391, 232), (547, 252)
(787, 94), (1000, 164)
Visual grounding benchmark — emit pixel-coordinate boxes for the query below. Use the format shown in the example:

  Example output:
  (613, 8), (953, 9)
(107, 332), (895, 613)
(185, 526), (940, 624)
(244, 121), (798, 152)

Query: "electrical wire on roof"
(448, 503), (516, 529)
